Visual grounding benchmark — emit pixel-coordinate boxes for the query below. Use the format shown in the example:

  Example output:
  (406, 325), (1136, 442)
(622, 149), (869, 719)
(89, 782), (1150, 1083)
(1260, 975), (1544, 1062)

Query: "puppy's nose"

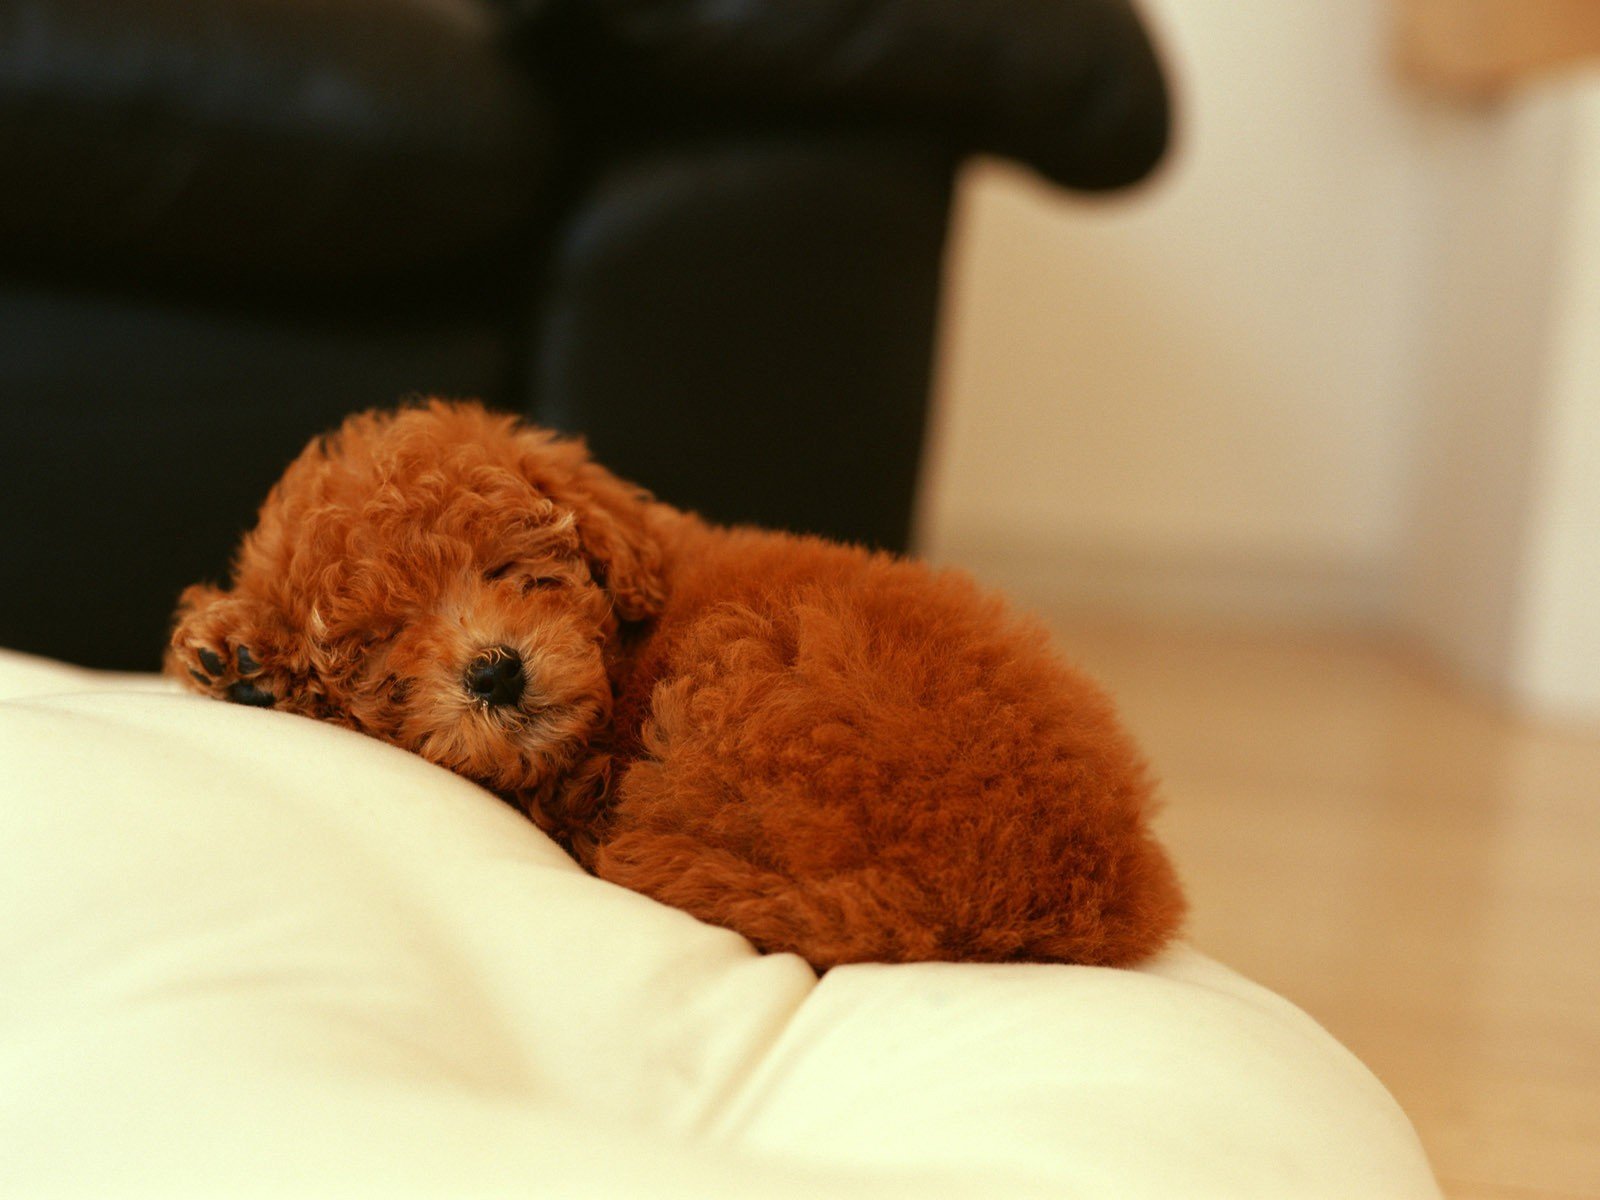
(464, 646), (525, 708)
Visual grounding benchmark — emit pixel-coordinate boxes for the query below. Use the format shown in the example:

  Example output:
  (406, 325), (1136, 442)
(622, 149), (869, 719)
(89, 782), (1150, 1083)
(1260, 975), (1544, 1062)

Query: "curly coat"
(168, 401), (1185, 969)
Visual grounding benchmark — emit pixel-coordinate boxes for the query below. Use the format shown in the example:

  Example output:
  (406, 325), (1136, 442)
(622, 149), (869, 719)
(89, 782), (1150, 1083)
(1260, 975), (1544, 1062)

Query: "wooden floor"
(1043, 613), (1600, 1200)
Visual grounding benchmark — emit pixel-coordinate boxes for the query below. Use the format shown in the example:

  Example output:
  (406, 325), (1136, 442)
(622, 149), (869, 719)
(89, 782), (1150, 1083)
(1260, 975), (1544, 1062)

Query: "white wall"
(919, 0), (1430, 622)
(917, 1), (1600, 720)
(1518, 89), (1600, 719)
(1402, 78), (1600, 722)
(1398, 84), (1572, 698)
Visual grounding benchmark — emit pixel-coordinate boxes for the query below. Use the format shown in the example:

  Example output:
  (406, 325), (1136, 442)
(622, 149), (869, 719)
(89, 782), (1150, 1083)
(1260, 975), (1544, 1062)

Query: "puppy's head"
(166, 400), (666, 805)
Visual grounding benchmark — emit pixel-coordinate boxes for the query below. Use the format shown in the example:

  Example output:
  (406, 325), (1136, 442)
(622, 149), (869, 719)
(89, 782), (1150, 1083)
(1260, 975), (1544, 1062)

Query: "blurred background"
(924, 0), (1600, 729)
(1, 1), (1596, 1197)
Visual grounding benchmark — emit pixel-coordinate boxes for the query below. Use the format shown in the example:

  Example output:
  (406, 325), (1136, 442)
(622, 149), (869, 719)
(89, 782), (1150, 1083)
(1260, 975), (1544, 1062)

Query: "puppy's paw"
(167, 585), (278, 708)
(174, 637), (275, 708)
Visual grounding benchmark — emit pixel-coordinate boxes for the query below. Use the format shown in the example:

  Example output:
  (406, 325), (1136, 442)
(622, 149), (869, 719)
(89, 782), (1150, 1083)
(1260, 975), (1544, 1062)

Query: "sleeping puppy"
(168, 400), (1184, 969)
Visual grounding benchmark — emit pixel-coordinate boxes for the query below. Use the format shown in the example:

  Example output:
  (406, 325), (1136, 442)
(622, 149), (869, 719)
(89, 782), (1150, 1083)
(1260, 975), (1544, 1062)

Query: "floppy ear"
(516, 432), (668, 622)
(567, 457), (668, 621)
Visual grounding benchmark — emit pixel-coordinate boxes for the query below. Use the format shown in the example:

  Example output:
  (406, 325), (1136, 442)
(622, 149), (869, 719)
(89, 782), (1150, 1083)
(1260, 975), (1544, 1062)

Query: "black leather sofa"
(0, 0), (1170, 669)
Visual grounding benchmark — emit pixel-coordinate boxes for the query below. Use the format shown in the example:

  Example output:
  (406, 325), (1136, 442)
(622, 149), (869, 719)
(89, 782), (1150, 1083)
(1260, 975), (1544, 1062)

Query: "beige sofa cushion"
(0, 650), (1438, 1198)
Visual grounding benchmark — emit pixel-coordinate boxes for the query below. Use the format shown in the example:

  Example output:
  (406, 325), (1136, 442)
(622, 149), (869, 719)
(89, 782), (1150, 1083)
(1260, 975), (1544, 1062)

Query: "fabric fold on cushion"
(0, 651), (1438, 1198)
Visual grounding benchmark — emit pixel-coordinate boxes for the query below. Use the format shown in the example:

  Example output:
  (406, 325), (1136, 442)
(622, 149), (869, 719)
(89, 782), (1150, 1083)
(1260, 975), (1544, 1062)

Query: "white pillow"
(0, 650), (1438, 1198)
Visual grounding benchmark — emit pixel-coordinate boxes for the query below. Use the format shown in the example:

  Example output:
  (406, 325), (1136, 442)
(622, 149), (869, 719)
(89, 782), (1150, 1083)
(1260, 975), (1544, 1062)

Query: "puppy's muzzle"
(464, 646), (525, 708)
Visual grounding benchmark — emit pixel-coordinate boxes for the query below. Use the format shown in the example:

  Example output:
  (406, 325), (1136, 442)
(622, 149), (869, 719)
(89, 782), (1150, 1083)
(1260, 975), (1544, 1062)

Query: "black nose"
(464, 647), (525, 708)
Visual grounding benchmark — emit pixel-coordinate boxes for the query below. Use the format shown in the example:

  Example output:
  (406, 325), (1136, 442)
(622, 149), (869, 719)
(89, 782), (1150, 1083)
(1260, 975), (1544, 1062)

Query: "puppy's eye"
(484, 562), (566, 593)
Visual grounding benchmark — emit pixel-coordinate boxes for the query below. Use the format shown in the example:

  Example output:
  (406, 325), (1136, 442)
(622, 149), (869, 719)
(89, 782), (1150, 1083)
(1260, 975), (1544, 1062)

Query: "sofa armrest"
(529, 131), (951, 550)
(506, 0), (1170, 190)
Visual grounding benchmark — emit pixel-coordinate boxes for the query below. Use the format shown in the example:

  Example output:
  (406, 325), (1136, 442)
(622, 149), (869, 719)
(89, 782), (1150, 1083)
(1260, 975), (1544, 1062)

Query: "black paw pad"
(227, 681), (276, 708)
(196, 647), (225, 677)
(235, 646), (261, 676)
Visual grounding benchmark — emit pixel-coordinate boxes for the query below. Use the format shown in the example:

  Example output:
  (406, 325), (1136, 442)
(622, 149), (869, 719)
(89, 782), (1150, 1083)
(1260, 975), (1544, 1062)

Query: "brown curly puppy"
(168, 401), (1184, 969)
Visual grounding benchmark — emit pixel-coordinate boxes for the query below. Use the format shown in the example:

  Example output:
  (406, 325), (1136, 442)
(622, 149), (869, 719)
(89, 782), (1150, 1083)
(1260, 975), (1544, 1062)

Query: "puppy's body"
(170, 402), (1183, 969)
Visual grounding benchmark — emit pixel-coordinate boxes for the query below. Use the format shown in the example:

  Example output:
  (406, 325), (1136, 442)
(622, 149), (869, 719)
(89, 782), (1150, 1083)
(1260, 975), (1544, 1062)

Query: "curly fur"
(167, 400), (1185, 969)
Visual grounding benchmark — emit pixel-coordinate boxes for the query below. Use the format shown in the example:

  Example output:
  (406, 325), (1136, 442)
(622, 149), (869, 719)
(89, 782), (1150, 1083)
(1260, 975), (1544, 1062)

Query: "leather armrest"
(508, 0), (1170, 190)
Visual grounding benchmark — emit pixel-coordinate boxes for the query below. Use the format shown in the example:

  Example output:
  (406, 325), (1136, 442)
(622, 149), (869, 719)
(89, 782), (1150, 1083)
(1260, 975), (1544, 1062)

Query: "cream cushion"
(0, 650), (1438, 1198)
